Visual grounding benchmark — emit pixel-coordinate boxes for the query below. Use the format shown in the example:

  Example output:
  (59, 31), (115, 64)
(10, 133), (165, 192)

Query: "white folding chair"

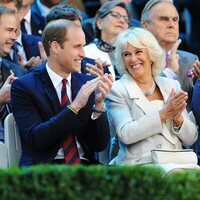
(4, 113), (21, 167)
(0, 141), (8, 168)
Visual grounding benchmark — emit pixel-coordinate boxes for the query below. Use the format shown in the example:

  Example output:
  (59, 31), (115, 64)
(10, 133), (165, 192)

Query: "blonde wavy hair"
(114, 27), (165, 77)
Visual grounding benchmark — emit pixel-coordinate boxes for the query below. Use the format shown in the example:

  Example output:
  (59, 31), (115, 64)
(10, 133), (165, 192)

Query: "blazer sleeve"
(11, 77), (110, 153)
(171, 80), (198, 146)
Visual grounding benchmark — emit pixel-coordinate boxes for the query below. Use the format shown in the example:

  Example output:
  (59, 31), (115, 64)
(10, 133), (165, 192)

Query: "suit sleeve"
(11, 77), (110, 153)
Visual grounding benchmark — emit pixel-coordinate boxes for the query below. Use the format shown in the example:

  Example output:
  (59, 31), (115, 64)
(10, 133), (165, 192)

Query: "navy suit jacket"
(31, 2), (43, 17)
(21, 11), (45, 37)
(22, 33), (41, 60)
(11, 64), (110, 166)
(30, 11), (46, 37)
(1, 59), (26, 81)
(5, 33), (41, 64)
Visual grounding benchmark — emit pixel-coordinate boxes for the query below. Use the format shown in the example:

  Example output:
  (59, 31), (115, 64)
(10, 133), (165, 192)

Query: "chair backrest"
(4, 113), (21, 167)
(0, 141), (8, 168)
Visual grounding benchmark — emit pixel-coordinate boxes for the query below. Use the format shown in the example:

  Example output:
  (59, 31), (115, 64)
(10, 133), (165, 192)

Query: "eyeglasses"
(103, 11), (129, 24)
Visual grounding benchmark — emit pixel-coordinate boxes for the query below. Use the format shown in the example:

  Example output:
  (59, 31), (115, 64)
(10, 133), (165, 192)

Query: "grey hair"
(114, 27), (165, 77)
(141, 0), (174, 23)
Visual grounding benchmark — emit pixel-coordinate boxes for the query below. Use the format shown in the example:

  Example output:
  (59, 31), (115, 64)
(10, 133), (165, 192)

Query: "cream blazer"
(106, 72), (198, 165)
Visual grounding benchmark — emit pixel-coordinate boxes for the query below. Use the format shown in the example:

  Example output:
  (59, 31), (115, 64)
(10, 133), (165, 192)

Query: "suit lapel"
(71, 73), (82, 101)
(1, 60), (11, 82)
(121, 74), (171, 114)
(121, 73), (154, 114)
(154, 76), (171, 103)
(40, 66), (61, 113)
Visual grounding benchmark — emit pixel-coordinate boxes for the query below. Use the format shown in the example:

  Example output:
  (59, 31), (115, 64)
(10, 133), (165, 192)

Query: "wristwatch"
(92, 104), (106, 113)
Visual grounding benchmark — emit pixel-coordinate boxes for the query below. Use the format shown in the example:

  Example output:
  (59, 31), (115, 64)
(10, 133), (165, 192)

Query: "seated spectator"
(141, 0), (200, 111)
(21, 0), (46, 36)
(11, 19), (113, 166)
(1, 0), (42, 69)
(0, 5), (26, 142)
(82, 0), (140, 45)
(84, 1), (130, 80)
(106, 27), (198, 171)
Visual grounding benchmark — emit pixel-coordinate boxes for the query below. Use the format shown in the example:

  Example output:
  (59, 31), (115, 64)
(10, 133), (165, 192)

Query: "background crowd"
(0, 0), (200, 172)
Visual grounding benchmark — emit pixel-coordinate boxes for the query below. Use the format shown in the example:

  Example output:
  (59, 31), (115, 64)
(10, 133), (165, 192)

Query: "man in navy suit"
(1, 0), (42, 68)
(11, 19), (113, 166)
(0, 5), (26, 141)
(21, 0), (45, 36)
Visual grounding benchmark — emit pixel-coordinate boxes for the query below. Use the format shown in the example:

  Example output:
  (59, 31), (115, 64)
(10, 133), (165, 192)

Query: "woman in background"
(84, 1), (130, 80)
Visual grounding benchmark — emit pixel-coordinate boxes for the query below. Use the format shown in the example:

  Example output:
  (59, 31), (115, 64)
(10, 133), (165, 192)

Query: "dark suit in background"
(21, 11), (46, 37)
(21, 33), (41, 60)
(176, 50), (198, 110)
(11, 65), (110, 166)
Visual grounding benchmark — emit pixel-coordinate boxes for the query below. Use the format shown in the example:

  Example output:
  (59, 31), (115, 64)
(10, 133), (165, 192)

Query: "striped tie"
(61, 79), (80, 165)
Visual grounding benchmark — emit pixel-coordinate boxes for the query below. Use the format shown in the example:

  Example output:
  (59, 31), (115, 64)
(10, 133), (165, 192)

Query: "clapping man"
(11, 19), (113, 166)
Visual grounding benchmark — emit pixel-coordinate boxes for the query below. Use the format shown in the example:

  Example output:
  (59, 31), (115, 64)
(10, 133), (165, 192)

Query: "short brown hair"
(42, 19), (79, 56)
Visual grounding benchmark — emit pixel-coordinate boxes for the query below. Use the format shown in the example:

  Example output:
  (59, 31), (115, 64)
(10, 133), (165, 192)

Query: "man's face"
(143, 2), (179, 50)
(55, 26), (86, 74)
(1, 2), (22, 34)
(0, 14), (18, 57)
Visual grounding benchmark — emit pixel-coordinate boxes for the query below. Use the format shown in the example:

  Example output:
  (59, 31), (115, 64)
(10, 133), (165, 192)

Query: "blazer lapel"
(1, 60), (11, 82)
(121, 73), (155, 114)
(71, 73), (82, 101)
(40, 66), (61, 113)
(121, 74), (172, 114)
(154, 76), (171, 103)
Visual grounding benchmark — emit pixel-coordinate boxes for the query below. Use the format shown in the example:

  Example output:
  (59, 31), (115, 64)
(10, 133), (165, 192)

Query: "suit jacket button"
(156, 144), (161, 148)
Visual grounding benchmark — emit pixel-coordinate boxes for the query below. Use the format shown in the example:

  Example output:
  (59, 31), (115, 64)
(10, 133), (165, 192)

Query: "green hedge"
(0, 165), (199, 200)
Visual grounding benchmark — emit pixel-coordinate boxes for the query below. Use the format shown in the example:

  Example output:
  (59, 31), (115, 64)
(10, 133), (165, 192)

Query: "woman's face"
(97, 6), (129, 39)
(122, 43), (152, 80)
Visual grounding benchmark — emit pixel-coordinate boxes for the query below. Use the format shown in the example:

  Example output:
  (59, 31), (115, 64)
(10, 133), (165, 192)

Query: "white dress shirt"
(23, 9), (32, 35)
(46, 64), (85, 159)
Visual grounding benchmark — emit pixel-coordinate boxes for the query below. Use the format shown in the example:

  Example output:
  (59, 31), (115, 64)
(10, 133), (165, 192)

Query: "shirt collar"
(24, 9), (31, 23)
(16, 31), (23, 47)
(46, 63), (71, 88)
